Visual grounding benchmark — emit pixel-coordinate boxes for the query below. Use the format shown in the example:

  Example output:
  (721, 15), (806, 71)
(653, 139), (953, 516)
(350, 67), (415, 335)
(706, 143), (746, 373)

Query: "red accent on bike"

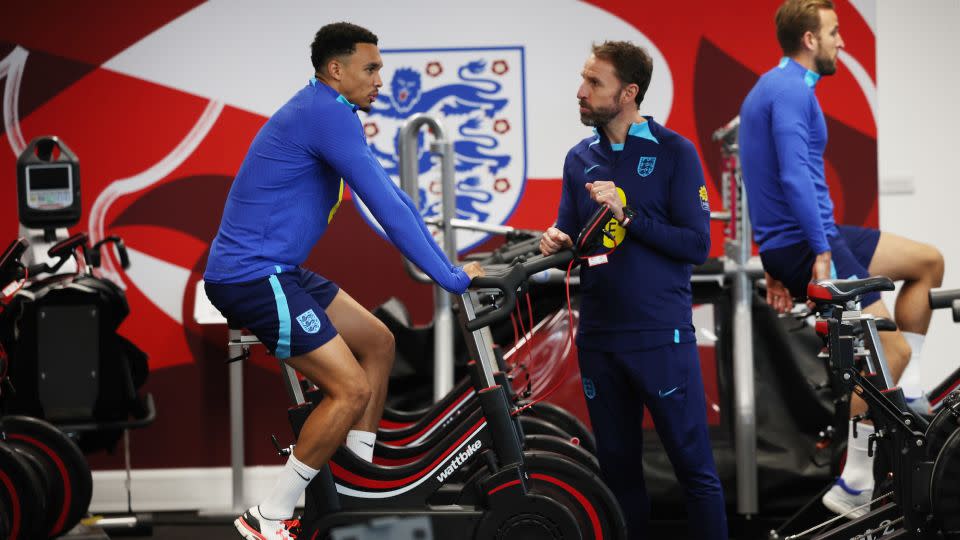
(10, 433), (71, 535)
(815, 320), (828, 336)
(330, 419), (485, 490)
(531, 473), (601, 539)
(0, 470), (21, 539)
(807, 283), (832, 301)
(378, 418), (412, 429)
(931, 380), (960, 405)
(487, 479), (522, 496)
(380, 389), (474, 446)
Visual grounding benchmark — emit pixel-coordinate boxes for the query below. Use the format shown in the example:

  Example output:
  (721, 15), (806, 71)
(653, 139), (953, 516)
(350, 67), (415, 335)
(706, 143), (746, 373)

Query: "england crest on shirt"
(637, 156), (656, 177)
(353, 47), (527, 253)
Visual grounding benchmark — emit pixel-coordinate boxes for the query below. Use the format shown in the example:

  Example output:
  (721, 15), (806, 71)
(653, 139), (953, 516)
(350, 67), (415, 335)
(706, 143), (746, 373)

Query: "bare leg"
(867, 232), (945, 335)
(285, 337), (371, 468)
(325, 289), (395, 432)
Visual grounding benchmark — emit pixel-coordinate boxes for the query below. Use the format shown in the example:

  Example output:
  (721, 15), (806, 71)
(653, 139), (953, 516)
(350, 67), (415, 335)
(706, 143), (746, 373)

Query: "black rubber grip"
(0, 238), (28, 284)
(465, 250), (575, 331)
(929, 288), (960, 310)
(875, 318), (898, 332)
(47, 232), (88, 259)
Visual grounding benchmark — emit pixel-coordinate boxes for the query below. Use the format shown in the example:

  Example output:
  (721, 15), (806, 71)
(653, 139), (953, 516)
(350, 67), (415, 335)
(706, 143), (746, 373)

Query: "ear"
(326, 58), (344, 82)
(621, 83), (639, 105)
(801, 30), (818, 52)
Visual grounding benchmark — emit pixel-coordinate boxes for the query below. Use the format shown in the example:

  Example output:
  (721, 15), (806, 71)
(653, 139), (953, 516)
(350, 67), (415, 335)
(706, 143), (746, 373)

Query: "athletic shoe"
(234, 506), (301, 540)
(821, 479), (872, 519)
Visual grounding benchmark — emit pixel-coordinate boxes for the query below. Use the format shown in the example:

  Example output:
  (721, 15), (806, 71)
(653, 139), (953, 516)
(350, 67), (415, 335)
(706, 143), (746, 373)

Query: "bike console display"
(17, 136), (82, 230)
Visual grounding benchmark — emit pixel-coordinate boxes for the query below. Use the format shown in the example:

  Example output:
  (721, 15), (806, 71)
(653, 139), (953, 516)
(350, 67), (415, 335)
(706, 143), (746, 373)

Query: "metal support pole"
(714, 116), (758, 517)
(729, 173), (758, 517)
(398, 114), (458, 401)
(227, 328), (245, 513)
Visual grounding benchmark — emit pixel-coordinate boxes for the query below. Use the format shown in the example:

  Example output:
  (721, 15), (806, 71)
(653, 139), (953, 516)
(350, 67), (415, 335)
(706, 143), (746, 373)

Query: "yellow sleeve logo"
(698, 185), (710, 211)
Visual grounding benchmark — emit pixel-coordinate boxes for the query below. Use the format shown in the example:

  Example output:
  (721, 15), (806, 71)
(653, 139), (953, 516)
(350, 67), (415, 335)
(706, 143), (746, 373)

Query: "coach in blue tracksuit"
(204, 22), (482, 540)
(540, 41), (727, 540)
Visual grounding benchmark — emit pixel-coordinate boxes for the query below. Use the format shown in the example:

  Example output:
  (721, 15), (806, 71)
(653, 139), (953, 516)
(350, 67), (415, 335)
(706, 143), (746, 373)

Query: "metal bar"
(279, 358), (305, 406)
(424, 217), (516, 235)
(433, 139), (458, 402)
(227, 328), (245, 513)
(397, 114), (458, 402)
(458, 291), (498, 389)
(398, 115), (444, 285)
(860, 318), (896, 389)
(730, 169), (758, 516)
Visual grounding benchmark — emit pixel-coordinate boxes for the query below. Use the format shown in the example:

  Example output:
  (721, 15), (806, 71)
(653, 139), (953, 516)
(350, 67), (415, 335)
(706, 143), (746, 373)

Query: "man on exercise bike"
(203, 22), (482, 540)
(738, 0), (945, 519)
(540, 41), (727, 540)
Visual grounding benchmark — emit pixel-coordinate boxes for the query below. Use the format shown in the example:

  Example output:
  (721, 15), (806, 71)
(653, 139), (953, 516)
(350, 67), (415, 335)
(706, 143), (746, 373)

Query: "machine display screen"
(25, 164), (73, 210)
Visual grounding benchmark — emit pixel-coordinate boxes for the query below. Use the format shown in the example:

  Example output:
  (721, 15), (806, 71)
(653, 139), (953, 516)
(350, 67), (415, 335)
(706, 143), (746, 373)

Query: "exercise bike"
(276, 210), (628, 539)
(776, 277), (960, 539)
(374, 230), (597, 455)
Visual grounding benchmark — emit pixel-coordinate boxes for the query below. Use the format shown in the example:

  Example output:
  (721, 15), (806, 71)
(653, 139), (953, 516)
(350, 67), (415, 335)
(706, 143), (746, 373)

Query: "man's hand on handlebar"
(462, 261), (485, 280)
(540, 227), (572, 256)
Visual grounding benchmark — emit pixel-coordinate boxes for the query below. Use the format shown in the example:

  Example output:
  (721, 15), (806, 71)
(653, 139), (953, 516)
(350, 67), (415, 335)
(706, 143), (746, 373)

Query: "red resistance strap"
(512, 235), (622, 415)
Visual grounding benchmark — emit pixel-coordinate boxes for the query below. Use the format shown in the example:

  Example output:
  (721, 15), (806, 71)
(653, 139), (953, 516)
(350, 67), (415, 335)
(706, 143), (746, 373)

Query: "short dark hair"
(775, 0), (834, 56)
(310, 22), (379, 73)
(591, 41), (653, 108)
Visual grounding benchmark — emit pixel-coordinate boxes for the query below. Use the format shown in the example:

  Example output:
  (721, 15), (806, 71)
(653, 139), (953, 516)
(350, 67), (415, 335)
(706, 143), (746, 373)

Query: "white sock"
(345, 430), (376, 462)
(840, 420), (875, 491)
(258, 453), (319, 520)
(898, 332), (926, 399)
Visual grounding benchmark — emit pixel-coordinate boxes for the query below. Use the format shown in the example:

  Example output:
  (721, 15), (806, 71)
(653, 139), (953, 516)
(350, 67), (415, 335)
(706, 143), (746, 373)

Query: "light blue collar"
(593, 118), (659, 152)
(778, 57), (820, 88)
(627, 120), (659, 144)
(310, 77), (359, 111)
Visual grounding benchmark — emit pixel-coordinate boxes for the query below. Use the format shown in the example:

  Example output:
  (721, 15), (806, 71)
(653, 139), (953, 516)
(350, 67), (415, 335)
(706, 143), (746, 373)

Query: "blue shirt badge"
(637, 156), (656, 177)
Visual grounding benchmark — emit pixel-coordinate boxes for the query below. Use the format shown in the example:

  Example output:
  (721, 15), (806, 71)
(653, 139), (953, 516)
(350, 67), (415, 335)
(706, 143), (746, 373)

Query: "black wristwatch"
(619, 205), (637, 227)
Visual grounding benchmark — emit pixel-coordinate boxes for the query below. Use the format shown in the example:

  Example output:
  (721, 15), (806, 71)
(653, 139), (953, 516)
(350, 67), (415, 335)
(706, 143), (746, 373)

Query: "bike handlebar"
(465, 250), (575, 331)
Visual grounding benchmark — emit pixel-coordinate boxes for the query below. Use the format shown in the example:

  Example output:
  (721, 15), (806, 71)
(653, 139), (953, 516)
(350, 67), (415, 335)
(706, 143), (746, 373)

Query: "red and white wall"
(0, 0), (912, 512)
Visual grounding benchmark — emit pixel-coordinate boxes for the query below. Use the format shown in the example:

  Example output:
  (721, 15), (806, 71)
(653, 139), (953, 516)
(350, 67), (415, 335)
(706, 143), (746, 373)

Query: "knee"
(339, 376), (372, 418)
(929, 247), (945, 286)
(914, 244), (945, 286)
(376, 326), (396, 365)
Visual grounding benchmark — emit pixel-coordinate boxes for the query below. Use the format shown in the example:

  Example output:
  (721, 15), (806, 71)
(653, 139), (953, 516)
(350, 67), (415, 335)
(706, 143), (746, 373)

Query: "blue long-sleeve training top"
(556, 118), (711, 352)
(739, 57), (838, 255)
(204, 78), (469, 293)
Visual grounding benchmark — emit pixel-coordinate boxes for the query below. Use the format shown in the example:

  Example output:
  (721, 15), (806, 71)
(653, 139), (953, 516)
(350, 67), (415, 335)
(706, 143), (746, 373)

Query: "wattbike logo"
(435, 440), (483, 483)
(848, 520), (896, 540)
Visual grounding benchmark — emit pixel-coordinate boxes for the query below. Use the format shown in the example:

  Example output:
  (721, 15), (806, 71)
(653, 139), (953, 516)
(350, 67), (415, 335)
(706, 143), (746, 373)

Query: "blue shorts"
(204, 268), (340, 359)
(760, 225), (882, 307)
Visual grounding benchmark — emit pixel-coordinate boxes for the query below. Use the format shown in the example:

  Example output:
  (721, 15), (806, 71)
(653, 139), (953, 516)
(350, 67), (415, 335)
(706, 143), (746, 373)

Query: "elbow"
(691, 236), (711, 265)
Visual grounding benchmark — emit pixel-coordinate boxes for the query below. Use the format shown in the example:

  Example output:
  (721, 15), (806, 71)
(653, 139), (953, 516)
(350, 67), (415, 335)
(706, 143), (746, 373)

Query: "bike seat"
(807, 276), (895, 305)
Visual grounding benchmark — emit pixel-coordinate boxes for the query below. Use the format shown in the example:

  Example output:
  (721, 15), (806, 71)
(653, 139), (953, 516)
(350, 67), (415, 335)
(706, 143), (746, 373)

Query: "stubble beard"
(579, 102), (621, 128)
